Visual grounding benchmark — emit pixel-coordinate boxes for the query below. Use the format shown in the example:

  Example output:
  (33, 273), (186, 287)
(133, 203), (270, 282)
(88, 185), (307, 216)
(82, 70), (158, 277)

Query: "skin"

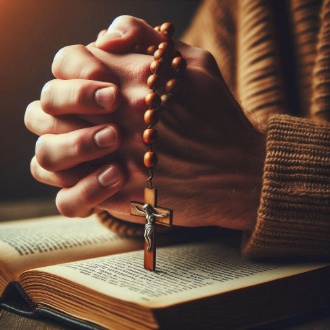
(25, 16), (266, 230)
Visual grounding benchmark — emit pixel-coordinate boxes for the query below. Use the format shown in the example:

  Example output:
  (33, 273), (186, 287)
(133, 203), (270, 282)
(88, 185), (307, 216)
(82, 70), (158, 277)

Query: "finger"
(52, 45), (118, 82)
(97, 29), (107, 39)
(25, 101), (90, 135)
(30, 156), (93, 188)
(35, 124), (121, 172)
(40, 79), (121, 116)
(95, 15), (164, 53)
(56, 164), (126, 217)
(174, 40), (221, 78)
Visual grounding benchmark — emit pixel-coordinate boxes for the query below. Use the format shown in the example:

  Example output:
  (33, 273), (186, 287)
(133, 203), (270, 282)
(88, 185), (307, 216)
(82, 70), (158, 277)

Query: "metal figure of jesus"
(130, 188), (172, 270)
(133, 204), (169, 251)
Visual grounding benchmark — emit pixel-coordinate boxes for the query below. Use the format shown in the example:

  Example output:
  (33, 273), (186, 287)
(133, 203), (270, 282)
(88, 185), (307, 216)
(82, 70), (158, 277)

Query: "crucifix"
(130, 187), (173, 271)
(129, 22), (184, 271)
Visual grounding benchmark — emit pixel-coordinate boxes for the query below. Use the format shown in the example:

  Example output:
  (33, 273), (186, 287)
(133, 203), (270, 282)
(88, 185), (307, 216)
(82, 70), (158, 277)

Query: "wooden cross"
(130, 187), (172, 271)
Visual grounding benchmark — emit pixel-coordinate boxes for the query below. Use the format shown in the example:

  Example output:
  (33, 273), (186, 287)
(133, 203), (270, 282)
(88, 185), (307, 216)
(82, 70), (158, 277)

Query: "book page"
(35, 240), (329, 309)
(0, 215), (142, 291)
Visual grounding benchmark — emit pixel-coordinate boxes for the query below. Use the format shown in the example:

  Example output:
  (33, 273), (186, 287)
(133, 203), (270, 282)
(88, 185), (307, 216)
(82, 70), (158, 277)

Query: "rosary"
(130, 22), (187, 271)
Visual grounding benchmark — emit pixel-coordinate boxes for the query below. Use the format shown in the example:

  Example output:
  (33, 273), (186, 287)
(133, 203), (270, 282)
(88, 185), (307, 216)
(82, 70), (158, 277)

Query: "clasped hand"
(25, 16), (265, 230)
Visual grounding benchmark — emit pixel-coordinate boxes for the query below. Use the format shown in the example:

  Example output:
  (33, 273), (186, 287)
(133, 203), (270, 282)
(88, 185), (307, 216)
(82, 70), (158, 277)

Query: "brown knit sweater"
(182, 0), (330, 259)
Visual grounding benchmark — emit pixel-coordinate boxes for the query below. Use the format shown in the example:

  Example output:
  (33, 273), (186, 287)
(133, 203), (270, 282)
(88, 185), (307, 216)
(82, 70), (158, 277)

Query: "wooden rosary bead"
(147, 74), (161, 90)
(144, 151), (158, 168)
(154, 48), (168, 61)
(160, 22), (174, 38)
(172, 56), (187, 72)
(150, 60), (166, 75)
(147, 45), (157, 55)
(145, 92), (161, 108)
(143, 128), (158, 144)
(165, 78), (182, 94)
(158, 41), (174, 54)
(161, 94), (173, 107)
(144, 109), (160, 125)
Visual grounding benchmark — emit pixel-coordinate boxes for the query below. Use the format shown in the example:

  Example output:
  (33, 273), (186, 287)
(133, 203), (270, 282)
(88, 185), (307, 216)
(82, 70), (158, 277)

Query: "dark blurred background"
(0, 0), (200, 213)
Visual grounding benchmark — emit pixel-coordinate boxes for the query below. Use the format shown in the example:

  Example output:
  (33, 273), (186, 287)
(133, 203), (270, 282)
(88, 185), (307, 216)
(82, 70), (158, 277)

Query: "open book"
(0, 214), (329, 329)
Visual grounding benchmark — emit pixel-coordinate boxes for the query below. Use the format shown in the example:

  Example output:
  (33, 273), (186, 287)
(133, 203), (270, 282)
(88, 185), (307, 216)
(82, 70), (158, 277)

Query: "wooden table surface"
(0, 199), (329, 330)
(1, 307), (330, 330)
(0, 309), (73, 330)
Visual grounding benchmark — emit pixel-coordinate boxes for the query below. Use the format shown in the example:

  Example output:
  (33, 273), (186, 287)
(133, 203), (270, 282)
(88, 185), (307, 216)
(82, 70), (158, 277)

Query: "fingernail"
(98, 166), (120, 187)
(94, 126), (117, 148)
(95, 87), (115, 110)
(96, 31), (123, 46)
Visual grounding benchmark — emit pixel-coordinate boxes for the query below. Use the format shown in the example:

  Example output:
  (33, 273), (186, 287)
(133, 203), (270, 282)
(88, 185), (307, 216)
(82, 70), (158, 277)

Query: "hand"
(25, 16), (265, 230)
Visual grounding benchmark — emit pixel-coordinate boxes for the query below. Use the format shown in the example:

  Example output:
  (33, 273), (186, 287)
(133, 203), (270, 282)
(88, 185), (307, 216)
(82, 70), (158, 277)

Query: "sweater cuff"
(243, 115), (330, 260)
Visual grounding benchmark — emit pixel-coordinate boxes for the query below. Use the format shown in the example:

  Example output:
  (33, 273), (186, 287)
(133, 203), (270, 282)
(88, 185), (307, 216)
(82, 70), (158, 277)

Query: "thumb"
(95, 15), (165, 53)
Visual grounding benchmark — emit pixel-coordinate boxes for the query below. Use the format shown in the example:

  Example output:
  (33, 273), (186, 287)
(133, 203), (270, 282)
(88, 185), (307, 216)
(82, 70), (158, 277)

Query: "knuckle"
(52, 44), (91, 78)
(56, 193), (79, 218)
(200, 49), (216, 66)
(111, 15), (145, 37)
(35, 149), (49, 171)
(30, 157), (41, 181)
(71, 133), (90, 158)
(40, 79), (56, 114)
(24, 101), (37, 130)
(112, 15), (147, 40)
(196, 49), (219, 76)
(56, 186), (93, 218)
(35, 136), (55, 171)
(71, 82), (87, 107)
(202, 49), (214, 60)
(78, 61), (103, 80)
(112, 15), (136, 27)
(51, 46), (70, 76)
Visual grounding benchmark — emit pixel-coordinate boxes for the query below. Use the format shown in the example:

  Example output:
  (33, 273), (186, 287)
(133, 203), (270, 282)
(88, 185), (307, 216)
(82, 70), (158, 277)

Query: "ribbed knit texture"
(98, 211), (144, 237)
(243, 115), (330, 259)
(183, 0), (330, 123)
(181, 0), (238, 93)
(291, 0), (322, 116)
(237, 0), (287, 128)
(311, 0), (330, 120)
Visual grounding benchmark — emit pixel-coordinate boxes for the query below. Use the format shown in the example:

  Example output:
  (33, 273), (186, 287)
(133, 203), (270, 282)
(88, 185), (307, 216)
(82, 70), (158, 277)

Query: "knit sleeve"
(243, 115), (330, 260)
(181, 0), (238, 94)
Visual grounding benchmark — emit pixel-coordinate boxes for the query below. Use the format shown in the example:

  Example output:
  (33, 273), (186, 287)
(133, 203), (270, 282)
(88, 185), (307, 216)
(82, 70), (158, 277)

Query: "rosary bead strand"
(142, 22), (187, 189)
